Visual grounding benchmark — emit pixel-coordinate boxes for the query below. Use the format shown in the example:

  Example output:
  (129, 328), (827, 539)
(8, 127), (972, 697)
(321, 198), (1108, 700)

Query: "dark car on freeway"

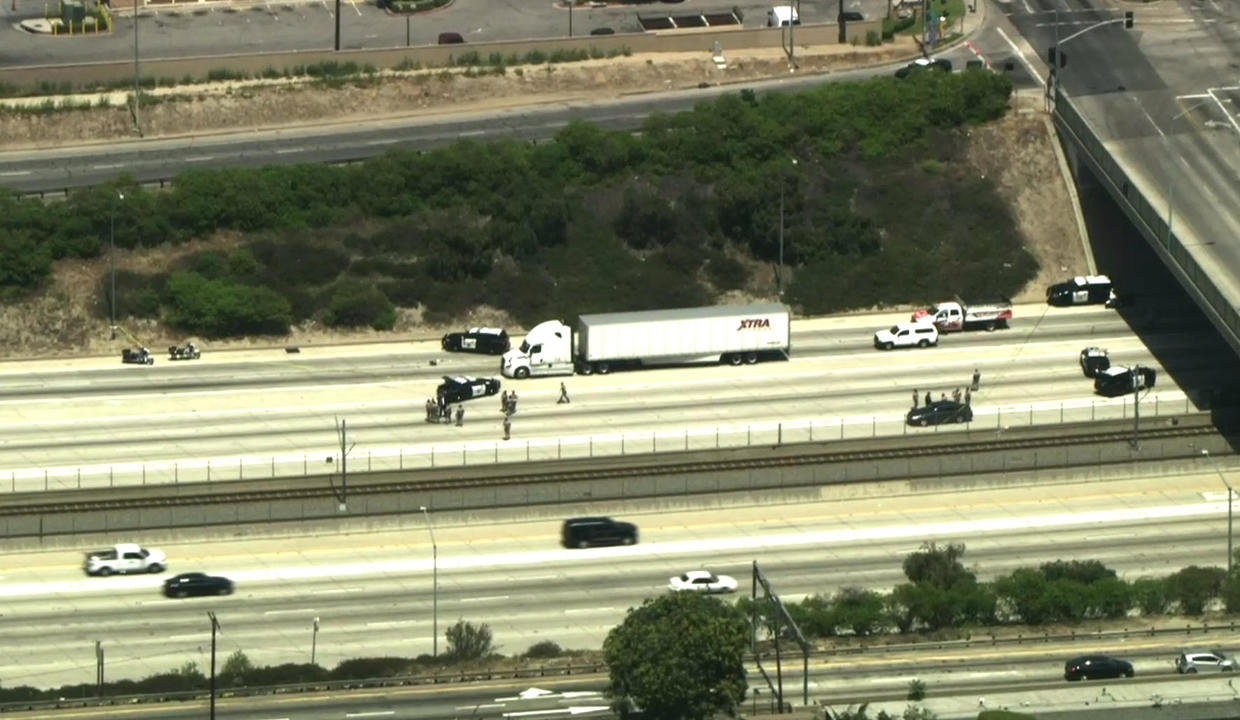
(894, 57), (952, 78)
(436, 375), (502, 404)
(561, 517), (638, 548)
(1064, 655), (1134, 681)
(441, 327), (510, 355)
(163, 572), (234, 598)
(906, 400), (972, 427)
(1080, 346), (1110, 378)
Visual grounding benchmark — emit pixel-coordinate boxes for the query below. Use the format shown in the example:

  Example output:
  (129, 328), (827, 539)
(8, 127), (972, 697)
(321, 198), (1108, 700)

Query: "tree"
(220, 650), (254, 686)
(444, 619), (494, 661)
(604, 592), (747, 720)
(1167, 565), (1227, 615)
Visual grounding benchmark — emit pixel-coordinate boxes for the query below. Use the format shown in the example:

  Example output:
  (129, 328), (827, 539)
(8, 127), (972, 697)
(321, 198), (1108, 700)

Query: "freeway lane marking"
(264, 607), (316, 615)
(461, 595), (511, 602)
(0, 497), (1223, 598)
(458, 704), (505, 710)
(0, 336), (1153, 416)
(0, 170), (31, 177)
(0, 388), (1191, 481)
(346, 713), (395, 718)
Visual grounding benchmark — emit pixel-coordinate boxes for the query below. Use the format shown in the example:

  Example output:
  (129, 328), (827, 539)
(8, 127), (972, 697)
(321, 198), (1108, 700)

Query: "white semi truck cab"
(501, 320), (575, 379)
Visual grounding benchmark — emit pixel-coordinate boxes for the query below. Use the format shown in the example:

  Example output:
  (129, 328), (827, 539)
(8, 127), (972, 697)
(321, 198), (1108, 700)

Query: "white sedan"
(668, 571), (738, 594)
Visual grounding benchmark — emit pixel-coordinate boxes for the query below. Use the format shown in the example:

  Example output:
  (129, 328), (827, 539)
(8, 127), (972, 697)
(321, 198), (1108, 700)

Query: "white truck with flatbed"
(500, 303), (790, 378)
(83, 543), (167, 576)
(911, 298), (1012, 332)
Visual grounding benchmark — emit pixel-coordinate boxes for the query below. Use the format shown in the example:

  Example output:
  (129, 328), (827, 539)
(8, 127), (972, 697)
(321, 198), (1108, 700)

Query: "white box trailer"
(501, 303), (790, 378)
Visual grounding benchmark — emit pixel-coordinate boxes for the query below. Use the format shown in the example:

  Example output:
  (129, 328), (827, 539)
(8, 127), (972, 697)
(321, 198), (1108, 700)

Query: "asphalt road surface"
(996, 0), (1240, 354)
(0, 0), (891, 65)
(3, 471), (1239, 690)
(0, 303), (1222, 490)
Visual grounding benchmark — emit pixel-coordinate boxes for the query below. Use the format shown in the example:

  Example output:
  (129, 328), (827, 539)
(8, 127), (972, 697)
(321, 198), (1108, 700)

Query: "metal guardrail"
(0, 661), (610, 713)
(0, 393), (1196, 494)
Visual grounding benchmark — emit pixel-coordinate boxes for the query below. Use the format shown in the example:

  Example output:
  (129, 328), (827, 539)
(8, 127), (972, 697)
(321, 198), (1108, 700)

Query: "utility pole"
(331, 418), (355, 512)
(95, 640), (104, 697)
(1130, 366), (1141, 450)
(420, 505), (438, 657)
(334, 0), (341, 50)
(133, 0), (141, 136)
(311, 616), (320, 665)
(208, 612), (221, 720)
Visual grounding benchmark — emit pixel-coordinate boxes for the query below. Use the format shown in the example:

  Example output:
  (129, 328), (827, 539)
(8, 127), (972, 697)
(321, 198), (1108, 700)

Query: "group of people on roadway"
(912, 368), (981, 408)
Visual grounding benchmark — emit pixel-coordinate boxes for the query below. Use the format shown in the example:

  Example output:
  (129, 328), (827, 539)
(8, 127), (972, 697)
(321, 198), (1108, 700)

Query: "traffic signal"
(1124, 11), (1134, 28)
(1047, 47), (1066, 69)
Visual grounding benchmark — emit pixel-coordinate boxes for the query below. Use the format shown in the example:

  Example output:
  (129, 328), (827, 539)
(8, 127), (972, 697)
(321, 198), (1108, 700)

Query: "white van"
(874, 322), (939, 350)
(766, 5), (800, 26)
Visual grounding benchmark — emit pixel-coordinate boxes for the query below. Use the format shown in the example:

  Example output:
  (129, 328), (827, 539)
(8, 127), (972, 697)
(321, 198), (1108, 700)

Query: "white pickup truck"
(83, 543), (167, 576)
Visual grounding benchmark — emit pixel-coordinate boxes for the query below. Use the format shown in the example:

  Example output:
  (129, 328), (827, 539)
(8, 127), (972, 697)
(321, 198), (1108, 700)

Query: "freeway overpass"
(1010, 0), (1240, 359)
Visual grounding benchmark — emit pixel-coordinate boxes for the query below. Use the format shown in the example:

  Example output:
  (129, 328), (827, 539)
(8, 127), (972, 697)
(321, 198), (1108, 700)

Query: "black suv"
(436, 375), (502, 404)
(1094, 366), (1156, 397)
(906, 400), (972, 426)
(163, 572), (234, 598)
(561, 517), (638, 549)
(441, 327), (510, 355)
(1064, 655), (1133, 681)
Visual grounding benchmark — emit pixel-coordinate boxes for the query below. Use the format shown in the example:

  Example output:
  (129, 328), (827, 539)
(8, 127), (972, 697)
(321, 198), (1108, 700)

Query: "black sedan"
(436, 375), (502, 404)
(894, 57), (952, 78)
(163, 572), (234, 598)
(906, 400), (972, 426)
(1064, 655), (1133, 681)
(441, 327), (510, 355)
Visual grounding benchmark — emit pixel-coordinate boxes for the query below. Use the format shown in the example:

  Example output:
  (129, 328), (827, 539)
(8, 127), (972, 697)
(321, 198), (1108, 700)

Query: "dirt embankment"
(0, 42), (1085, 358)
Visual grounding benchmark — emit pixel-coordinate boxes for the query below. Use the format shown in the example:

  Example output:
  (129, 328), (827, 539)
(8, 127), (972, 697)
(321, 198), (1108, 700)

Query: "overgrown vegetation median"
(0, 70), (1027, 336)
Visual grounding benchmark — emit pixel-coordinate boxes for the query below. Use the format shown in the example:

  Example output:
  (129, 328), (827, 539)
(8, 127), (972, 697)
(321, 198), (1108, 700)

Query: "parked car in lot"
(1080, 347), (1110, 377)
(874, 322), (939, 350)
(1094, 366), (1156, 397)
(436, 375), (502, 404)
(1176, 650), (1236, 673)
(561, 517), (638, 548)
(1064, 655), (1134, 681)
(163, 572), (234, 598)
(669, 570), (738, 594)
(441, 327), (510, 355)
(895, 57), (952, 78)
(907, 400), (972, 426)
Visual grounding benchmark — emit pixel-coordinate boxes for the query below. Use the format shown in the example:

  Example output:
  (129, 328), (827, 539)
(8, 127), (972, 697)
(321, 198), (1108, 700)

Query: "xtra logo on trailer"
(737, 318), (771, 331)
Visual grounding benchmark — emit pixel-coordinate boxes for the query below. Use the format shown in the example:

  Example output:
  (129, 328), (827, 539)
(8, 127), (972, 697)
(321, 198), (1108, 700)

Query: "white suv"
(874, 322), (939, 350)
(1176, 650), (1236, 673)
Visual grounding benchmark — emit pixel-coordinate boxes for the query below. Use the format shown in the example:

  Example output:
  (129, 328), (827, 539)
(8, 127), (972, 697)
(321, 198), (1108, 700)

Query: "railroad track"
(0, 417), (1213, 517)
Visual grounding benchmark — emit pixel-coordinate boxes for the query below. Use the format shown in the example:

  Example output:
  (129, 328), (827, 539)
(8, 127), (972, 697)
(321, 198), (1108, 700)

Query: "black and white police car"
(436, 375), (502, 404)
(441, 327), (510, 355)
(1047, 275), (1115, 307)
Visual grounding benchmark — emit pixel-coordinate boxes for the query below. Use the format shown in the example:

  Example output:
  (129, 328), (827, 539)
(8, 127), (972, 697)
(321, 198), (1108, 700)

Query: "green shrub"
(1130, 577), (1170, 615)
(523, 641), (563, 659)
(163, 271), (294, 337)
(331, 657), (414, 679)
(445, 620), (494, 661)
(323, 281), (397, 330)
(907, 678), (927, 701)
(1167, 565), (1227, 615)
(865, 29), (880, 46)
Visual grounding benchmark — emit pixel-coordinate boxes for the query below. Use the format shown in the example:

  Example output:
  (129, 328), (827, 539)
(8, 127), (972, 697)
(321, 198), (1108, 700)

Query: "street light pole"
(207, 612), (221, 720)
(110, 191), (124, 340)
(133, 0), (141, 136)
(420, 505), (438, 656)
(311, 616), (320, 665)
(1202, 450), (1234, 575)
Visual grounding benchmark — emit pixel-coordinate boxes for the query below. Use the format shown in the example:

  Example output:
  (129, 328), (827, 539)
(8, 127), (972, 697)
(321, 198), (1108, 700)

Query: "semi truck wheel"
(744, 352), (758, 364)
(597, 362), (611, 374)
(514, 367), (530, 379)
(727, 354), (742, 366)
